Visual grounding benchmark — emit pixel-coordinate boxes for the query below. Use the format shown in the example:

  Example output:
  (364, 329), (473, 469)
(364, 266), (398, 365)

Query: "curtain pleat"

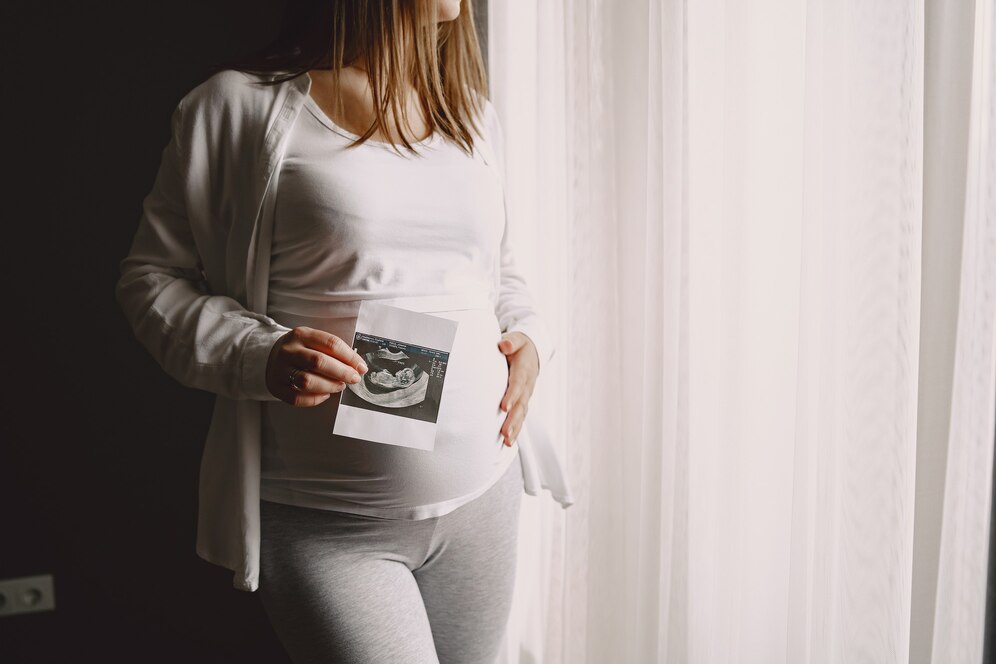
(930, 0), (996, 661)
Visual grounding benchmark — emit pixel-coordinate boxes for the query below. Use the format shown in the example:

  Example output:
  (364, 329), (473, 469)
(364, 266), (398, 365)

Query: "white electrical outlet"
(0, 574), (56, 617)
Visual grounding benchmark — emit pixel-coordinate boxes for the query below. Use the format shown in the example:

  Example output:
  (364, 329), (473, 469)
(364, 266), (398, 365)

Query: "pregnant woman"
(114, 1), (572, 662)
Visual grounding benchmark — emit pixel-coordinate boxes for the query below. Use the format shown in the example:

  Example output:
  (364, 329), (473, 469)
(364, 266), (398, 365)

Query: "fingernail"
(351, 371), (361, 382)
(359, 362), (368, 373)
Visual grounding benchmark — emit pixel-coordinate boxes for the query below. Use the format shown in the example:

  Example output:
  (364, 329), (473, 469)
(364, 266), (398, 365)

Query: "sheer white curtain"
(929, 0), (996, 661)
(487, 0), (995, 662)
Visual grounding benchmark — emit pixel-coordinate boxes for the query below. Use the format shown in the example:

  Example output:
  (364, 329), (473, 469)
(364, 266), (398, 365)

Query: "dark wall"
(0, 2), (293, 661)
(0, 1), (489, 661)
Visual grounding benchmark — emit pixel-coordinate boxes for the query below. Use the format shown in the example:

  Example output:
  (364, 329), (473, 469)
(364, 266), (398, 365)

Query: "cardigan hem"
(195, 541), (258, 593)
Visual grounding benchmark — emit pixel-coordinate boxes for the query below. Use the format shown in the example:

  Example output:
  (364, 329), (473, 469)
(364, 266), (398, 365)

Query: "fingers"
(500, 365), (534, 413)
(295, 347), (365, 386)
(279, 327), (368, 389)
(499, 333), (539, 415)
(500, 382), (523, 413)
(289, 362), (352, 395)
(271, 372), (347, 407)
(500, 400), (529, 447)
(498, 339), (539, 444)
(283, 390), (336, 407)
(497, 331), (527, 355)
(293, 327), (368, 374)
(268, 326), (370, 408)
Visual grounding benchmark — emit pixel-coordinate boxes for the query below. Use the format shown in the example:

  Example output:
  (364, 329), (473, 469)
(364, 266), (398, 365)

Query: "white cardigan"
(115, 69), (575, 592)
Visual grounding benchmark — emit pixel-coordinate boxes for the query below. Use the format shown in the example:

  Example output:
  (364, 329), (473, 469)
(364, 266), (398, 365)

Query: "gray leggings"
(258, 452), (524, 664)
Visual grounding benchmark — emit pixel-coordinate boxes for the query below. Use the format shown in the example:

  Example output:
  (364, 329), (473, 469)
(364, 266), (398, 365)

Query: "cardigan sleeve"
(115, 97), (292, 402)
(484, 102), (557, 374)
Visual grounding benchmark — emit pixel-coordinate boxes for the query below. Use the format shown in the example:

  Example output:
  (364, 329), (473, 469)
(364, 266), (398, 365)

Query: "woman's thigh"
(258, 500), (440, 664)
(413, 455), (525, 664)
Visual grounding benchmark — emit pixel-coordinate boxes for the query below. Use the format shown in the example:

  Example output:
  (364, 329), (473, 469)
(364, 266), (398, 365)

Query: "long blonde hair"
(214, 0), (490, 157)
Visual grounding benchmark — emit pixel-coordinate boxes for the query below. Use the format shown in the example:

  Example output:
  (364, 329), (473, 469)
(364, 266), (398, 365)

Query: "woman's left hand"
(497, 331), (540, 447)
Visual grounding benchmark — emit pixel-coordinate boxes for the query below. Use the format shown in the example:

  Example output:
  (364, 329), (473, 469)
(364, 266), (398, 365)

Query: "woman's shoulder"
(177, 69), (304, 124)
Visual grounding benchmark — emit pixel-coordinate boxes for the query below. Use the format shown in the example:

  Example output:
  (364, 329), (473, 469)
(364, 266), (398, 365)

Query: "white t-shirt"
(259, 92), (521, 519)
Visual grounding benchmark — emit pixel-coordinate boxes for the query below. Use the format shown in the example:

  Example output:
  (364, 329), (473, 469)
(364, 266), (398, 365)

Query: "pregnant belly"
(260, 306), (514, 510)
(430, 308), (509, 443)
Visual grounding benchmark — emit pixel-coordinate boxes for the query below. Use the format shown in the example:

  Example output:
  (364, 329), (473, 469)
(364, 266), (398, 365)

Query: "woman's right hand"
(265, 327), (369, 406)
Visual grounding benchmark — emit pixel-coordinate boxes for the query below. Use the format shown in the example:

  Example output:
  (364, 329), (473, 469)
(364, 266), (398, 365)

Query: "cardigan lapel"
(242, 73), (311, 314)
(224, 73), (311, 593)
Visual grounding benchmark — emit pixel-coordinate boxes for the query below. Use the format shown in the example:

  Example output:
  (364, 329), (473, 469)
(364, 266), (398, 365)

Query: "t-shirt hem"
(260, 444), (520, 520)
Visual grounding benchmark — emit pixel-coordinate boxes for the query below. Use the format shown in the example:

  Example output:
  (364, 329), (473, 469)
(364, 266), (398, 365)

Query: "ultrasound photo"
(341, 333), (449, 424)
(331, 300), (458, 451)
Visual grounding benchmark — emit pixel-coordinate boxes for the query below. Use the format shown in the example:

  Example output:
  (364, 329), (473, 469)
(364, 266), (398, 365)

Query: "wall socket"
(0, 574), (56, 617)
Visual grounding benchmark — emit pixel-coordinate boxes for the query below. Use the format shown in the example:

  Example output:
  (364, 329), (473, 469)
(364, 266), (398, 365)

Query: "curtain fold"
(911, 0), (978, 660)
(930, 0), (996, 661)
(488, 0), (994, 661)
